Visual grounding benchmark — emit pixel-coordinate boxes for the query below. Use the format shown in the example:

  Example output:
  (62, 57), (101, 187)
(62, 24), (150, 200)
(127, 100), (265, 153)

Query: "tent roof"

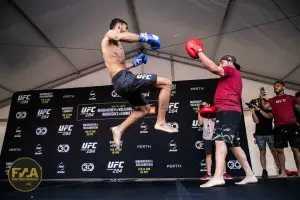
(1, 0), (300, 107)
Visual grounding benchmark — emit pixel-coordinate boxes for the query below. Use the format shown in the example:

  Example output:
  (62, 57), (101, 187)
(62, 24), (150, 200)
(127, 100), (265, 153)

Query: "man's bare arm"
(106, 30), (139, 43)
(198, 52), (225, 76)
(125, 63), (134, 69)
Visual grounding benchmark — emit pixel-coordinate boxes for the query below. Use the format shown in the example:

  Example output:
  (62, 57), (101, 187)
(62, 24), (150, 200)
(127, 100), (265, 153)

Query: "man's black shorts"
(203, 139), (213, 155)
(273, 123), (300, 148)
(211, 111), (241, 147)
(112, 70), (157, 107)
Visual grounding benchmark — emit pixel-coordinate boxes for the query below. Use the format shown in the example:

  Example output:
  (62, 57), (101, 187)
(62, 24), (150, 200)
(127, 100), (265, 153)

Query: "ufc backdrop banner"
(0, 79), (251, 180)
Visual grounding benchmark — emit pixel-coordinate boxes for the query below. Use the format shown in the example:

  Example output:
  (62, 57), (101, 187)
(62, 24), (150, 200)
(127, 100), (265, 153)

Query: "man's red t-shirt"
(267, 94), (300, 126)
(214, 66), (242, 112)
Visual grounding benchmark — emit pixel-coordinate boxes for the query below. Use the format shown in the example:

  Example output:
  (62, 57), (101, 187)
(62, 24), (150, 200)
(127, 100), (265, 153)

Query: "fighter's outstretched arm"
(106, 30), (139, 43)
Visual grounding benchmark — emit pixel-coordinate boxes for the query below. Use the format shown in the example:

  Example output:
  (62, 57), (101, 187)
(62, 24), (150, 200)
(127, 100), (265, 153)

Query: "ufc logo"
(81, 107), (96, 113)
(108, 161), (124, 169)
(82, 142), (97, 149)
(58, 125), (73, 132)
(275, 99), (286, 103)
(37, 109), (51, 115)
(136, 74), (151, 80)
(17, 95), (31, 101)
(169, 103), (179, 109)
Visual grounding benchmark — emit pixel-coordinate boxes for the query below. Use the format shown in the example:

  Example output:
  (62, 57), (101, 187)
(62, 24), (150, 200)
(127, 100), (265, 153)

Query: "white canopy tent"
(0, 0), (300, 109)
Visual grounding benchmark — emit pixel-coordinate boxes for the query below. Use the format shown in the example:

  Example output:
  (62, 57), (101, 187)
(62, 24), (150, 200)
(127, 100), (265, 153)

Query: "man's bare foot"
(235, 175), (258, 185)
(154, 123), (178, 133)
(200, 178), (225, 188)
(278, 173), (287, 178)
(111, 126), (122, 150)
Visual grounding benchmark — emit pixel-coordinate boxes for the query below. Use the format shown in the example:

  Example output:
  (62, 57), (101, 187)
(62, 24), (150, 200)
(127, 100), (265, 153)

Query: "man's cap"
(274, 80), (285, 87)
(220, 55), (241, 70)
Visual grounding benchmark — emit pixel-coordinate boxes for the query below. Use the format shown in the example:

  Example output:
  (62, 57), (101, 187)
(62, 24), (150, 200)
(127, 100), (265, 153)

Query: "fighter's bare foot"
(111, 126), (122, 150)
(154, 123), (178, 133)
(200, 178), (225, 188)
(278, 173), (287, 178)
(235, 175), (258, 185)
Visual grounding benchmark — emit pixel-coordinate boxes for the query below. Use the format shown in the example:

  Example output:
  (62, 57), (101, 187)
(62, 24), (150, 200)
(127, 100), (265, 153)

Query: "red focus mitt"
(199, 106), (216, 118)
(185, 38), (204, 59)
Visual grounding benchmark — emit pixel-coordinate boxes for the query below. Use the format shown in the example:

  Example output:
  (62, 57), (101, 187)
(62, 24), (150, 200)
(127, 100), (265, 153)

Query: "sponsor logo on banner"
(80, 106), (96, 118)
(192, 120), (202, 131)
(167, 122), (179, 131)
(169, 140), (178, 152)
(166, 164), (182, 169)
(137, 144), (151, 149)
(200, 159), (207, 172)
(57, 144), (70, 153)
(109, 141), (123, 154)
(107, 161), (124, 174)
(57, 162), (66, 174)
(17, 95), (31, 104)
(36, 127), (47, 136)
(16, 111), (27, 119)
(81, 163), (94, 172)
(81, 142), (97, 154)
(168, 102), (179, 113)
(37, 109), (51, 119)
(9, 148), (21, 152)
(63, 94), (75, 99)
(61, 106), (73, 119)
(39, 92), (53, 104)
(5, 162), (13, 175)
(135, 160), (153, 174)
(140, 122), (148, 134)
(58, 125), (73, 136)
(82, 123), (98, 136)
(227, 160), (242, 170)
(34, 144), (42, 155)
(190, 87), (204, 91)
(195, 141), (204, 150)
(190, 100), (202, 112)
(14, 127), (22, 138)
(171, 84), (176, 96)
(89, 90), (96, 101)
(111, 90), (121, 98)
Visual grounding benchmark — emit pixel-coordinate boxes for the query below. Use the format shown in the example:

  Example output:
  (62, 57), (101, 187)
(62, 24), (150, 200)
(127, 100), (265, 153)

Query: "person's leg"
(201, 139), (213, 180)
(267, 135), (280, 172)
(132, 74), (177, 133)
(274, 126), (288, 177)
(287, 124), (300, 176)
(111, 92), (151, 150)
(154, 76), (178, 133)
(231, 146), (257, 184)
(255, 135), (267, 177)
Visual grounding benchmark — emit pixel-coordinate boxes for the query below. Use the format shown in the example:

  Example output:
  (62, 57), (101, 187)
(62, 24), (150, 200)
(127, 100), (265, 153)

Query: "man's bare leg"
(231, 147), (258, 185)
(291, 148), (300, 176)
(270, 148), (280, 171)
(206, 154), (212, 176)
(111, 105), (150, 150)
(260, 149), (267, 170)
(277, 148), (287, 177)
(200, 140), (226, 188)
(154, 76), (178, 133)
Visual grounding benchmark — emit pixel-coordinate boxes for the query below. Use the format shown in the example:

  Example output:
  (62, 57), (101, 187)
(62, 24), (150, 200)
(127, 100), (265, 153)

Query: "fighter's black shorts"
(112, 70), (157, 107)
(273, 123), (300, 148)
(211, 111), (241, 147)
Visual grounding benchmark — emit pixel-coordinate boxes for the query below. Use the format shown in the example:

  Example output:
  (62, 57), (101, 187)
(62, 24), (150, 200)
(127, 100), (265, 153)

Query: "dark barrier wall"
(0, 79), (251, 180)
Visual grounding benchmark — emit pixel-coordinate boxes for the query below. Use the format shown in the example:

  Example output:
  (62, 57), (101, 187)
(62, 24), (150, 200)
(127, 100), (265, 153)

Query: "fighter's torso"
(101, 37), (126, 77)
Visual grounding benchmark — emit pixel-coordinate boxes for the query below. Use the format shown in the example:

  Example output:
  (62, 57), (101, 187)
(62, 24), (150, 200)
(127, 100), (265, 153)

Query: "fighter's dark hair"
(274, 80), (285, 87)
(109, 18), (128, 30)
(296, 91), (300, 98)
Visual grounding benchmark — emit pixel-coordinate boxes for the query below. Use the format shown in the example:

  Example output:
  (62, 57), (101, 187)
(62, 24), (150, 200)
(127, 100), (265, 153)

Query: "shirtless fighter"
(101, 18), (178, 150)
